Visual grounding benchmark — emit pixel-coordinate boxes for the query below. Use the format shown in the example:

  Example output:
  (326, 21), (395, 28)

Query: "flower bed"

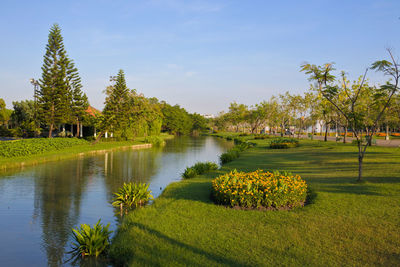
(212, 169), (307, 209)
(269, 138), (299, 149)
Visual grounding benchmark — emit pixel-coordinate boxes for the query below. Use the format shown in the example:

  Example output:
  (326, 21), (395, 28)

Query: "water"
(0, 136), (232, 266)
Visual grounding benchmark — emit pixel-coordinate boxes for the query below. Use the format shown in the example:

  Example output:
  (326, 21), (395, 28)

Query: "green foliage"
(254, 134), (270, 139)
(161, 103), (193, 135)
(182, 167), (197, 179)
(182, 162), (219, 179)
(0, 138), (88, 158)
(212, 169), (308, 209)
(269, 137), (299, 149)
(112, 183), (153, 211)
(103, 70), (130, 136)
(190, 113), (209, 133)
(10, 100), (40, 137)
(192, 161), (218, 174)
(144, 135), (165, 146)
(38, 24), (72, 135)
(70, 220), (112, 258)
(219, 141), (253, 165)
(0, 98), (12, 126)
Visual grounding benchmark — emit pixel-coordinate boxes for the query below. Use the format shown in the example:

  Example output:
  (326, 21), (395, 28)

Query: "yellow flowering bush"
(212, 169), (307, 209)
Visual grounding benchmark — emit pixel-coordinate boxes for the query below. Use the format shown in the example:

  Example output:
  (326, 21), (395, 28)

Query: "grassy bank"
(110, 136), (400, 266)
(0, 134), (173, 172)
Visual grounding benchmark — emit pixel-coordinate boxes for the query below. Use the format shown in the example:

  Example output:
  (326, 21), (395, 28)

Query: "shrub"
(254, 134), (270, 140)
(70, 220), (112, 258)
(182, 167), (197, 179)
(212, 169), (307, 209)
(112, 183), (153, 212)
(144, 136), (165, 146)
(269, 137), (299, 149)
(193, 161), (218, 174)
(0, 138), (88, 158)
(182, 161), (219, 179)
(219, 149), (240, 164)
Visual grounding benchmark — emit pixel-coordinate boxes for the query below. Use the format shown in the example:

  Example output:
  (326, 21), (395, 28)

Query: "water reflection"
(0, 136), (232, 266)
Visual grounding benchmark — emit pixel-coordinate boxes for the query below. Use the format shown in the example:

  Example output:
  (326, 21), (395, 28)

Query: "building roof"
(85, 105), (102, 117)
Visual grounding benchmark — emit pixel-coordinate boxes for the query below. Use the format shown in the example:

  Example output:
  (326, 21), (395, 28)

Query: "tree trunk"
(324, 122), (329, 142)
(48, 124), (53, 138)
(297, 119), (301, 139)
(335, 120), (338, 138)
(76, 121), (80, 137)
(92, 131), (104, 144)
(80, 124), (83, 138)
(343, 126), (347, 143)
(385, 125), (390, 141)
(358, 154), (363, 182)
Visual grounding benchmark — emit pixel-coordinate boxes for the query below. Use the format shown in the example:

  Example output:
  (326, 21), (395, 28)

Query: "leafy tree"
(227, 102), (248, 132)
(246, 102), (268, 134)
(301, 49), (400, 181)
(10, 100), (40, 137)
(0, 98), (12, 127)
(190, 113), (208, 134)
(161, 103), (193, 135)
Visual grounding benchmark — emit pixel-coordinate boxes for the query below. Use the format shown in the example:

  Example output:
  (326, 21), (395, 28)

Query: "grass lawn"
(109, 137), (400, 266)
(0, 134), (172, 172)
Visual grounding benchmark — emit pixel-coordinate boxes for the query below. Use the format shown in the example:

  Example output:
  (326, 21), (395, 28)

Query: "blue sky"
(0, 0), (399, 114)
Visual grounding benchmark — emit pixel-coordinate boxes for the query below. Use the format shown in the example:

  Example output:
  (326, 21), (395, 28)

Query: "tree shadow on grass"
(114, 222), (252, 267)
(161, 178), (214, 203)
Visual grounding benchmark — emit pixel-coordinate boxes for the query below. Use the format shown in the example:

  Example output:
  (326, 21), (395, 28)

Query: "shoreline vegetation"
(0, 134), (173, 173)
(109, 133), (400, 266)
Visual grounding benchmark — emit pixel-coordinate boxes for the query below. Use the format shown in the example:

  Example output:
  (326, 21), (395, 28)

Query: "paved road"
(302, 135), (400, 147)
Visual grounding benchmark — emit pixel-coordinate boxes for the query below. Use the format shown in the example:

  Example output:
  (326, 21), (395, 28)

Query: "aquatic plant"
(70, 220), (112, 258)
(112, 182), (153, 212)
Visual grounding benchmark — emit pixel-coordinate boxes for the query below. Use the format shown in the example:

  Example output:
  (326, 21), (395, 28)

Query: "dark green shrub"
(182, 161), (219, 178)
(182, 167), (197, 179)
(254, 134), (270, 139)
(219, 149), (240, 164)
(193, 161), (218, 174)
(212, 169), (308, 209)
(70, 220), (112, 258)
(269, 138), (299, 149)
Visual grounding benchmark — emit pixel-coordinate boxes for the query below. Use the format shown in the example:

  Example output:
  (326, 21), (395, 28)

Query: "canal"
(0, 136), (232, 266)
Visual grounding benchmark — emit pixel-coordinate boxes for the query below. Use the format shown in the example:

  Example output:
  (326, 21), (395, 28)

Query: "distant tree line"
(0, 24), (209, 139)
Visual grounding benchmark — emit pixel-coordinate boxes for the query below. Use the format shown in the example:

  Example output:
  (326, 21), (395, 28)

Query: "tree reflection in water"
(0, 136), (233, 266)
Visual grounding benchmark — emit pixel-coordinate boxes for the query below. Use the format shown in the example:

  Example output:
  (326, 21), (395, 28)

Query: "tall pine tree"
(67, 59), (89, 137)
(96, 69), (130, 141)
(38, 24), (87, 137)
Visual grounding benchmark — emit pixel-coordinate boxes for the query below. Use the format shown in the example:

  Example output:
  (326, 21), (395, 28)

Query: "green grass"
(0, 133), (173, 172)
(110, 138), (400, 266)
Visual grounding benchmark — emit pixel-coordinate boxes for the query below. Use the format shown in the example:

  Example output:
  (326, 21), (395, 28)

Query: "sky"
(0, 0), (399, 115)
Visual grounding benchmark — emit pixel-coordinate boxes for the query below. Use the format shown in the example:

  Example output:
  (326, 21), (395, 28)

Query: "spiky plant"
(112, 183), (153, 212)
(70, 220), (112, 258)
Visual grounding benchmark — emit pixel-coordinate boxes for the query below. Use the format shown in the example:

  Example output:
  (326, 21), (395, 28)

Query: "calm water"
(0, 136), (232, 266)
